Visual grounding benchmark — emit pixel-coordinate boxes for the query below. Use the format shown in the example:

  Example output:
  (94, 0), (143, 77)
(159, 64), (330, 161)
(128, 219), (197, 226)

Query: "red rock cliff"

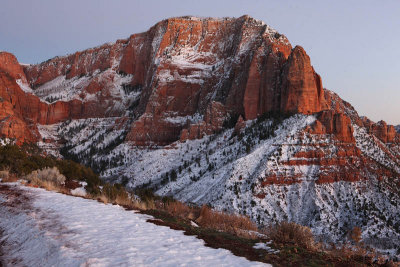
(1, 16), (397, 146)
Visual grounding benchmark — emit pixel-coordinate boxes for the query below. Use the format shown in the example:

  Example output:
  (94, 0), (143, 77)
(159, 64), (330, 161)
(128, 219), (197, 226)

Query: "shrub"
(196, 205), (258, 238)
(0, 144), (101, 189)
(56, 159), (101, 185)
(101, 183), (128, 202)
(0, 168), (18, 182)
(267, 221), (317, 250)
(164, 201), (196, 220)
(223, 113), (239, 129)
(328, 243), (376, 264)
(26, 167), (66, 185)
(170, 169), (177, 181)
(115, 194), (134, 207)
(136, 188), (156, 203)
(0, 169), (9, 180)
(349, 226), (362, 243)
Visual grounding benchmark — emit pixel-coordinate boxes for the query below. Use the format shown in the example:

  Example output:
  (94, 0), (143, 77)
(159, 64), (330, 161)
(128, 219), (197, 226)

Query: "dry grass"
(0, 169), (10, 179)
(141, 199), (155, 210)
(1, 175), (19, 182)
(267, 221), (318, 250)
(97, 194), (110, 204)
(23, 167), (68, 193)
(326, 243), (400, 266)
(196, 205), (258, 238)
(26, 177), (64, 192)
(88, 190), (156, 211)
(131, 199), (156, 210)
(0, 169), (19, 182)
(38, 180), (59, 191)
(128, 200), (149, 210)
(327, 243), (383, 265)
(164, 201), (197, 219)
(115, 194), (133, 206)
(117, 196), (155, 211)
(349, 226), (362, 243)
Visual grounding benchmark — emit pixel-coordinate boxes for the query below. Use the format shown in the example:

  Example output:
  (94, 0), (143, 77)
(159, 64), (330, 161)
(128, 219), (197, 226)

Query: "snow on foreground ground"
(0, 183), (268, 267)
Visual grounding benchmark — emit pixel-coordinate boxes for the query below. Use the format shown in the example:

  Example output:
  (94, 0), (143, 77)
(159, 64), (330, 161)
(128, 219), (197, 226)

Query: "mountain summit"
(1, 15), (330, 145)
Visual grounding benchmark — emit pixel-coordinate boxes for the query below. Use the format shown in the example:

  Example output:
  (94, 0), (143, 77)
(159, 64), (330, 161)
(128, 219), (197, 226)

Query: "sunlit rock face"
(16, 16), (330, 145)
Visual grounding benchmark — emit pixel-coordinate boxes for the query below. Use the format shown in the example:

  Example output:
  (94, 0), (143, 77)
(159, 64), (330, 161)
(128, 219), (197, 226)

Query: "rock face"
(15, 16), (331, 146)
(312, 110), (355, 143)
(362, 119), (397, 143)
(280, 46), (328, 114)
(0, 52), (27, 83)
(0, 69), (83, 143)
(122, 17), (332, 144)
(0, 15), (398, 148)
(0, 71), (38, 144)
(1, 15), (398, 148)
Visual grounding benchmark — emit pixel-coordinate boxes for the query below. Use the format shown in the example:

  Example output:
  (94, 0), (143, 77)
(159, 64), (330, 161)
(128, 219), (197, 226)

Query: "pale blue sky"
(1, 0), (399, 124)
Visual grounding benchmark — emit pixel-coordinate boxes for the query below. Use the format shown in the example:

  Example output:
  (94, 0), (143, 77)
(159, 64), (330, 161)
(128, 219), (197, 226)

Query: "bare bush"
(92, 190), (155, 211)
(267, 221), (317, 250)
(164, 201), (195, 219)
(196, 205), (258, 238)
(350, 226), (362, 244)
(38, 180), (59, 191)
(328, 242), (377, 263)
(97, 194), (110, 204)
(26, 167), (66, 186)
(0, 169), (18, 182)
(0, 170), (9, 180)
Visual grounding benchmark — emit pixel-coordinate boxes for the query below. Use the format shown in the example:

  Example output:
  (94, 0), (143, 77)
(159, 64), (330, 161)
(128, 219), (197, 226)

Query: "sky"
(1, 0), (399, 125)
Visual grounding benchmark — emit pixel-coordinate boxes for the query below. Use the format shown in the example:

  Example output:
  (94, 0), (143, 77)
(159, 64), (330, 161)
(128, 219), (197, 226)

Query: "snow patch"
(253, 242), (279, 254)
(16, 79), (33, 93)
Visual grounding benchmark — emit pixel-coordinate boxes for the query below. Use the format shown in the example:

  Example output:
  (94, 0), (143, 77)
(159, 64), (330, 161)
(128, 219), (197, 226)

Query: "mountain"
(1, 16), (400, 257)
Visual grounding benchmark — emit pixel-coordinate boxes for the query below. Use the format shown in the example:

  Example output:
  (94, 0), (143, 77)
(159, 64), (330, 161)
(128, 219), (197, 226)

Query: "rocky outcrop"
(20, 16), (333, 146)
(280, 46), (328, 115)
(0, 52), (27, 83)
(24, 43), (120, 87)
(234, 115), (246, 133)
(361, 118), (397, 143)
(0, 71), (38, 143)
(179, 102), (228, 142)
(122, 16), (328, 144)
(6, 16), (332, 145)
(0, 69), (85, 124)
(310, 110), (355, 143)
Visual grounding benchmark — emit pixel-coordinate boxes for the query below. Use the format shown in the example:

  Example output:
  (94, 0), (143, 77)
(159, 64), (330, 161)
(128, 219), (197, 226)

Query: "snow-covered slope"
(45, 111), (400, 258)
(0, 183), (267, 266)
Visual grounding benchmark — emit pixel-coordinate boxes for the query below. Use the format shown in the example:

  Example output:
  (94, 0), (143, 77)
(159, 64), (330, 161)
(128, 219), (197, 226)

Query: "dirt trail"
(0, 183), (35, 266)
